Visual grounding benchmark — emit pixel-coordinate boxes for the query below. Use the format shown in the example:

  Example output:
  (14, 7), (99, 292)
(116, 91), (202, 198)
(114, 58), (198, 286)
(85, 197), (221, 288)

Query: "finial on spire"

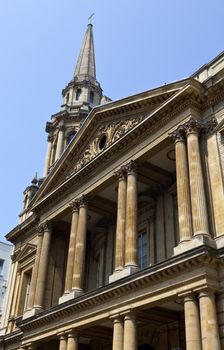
(31, 172), (38, 185)
(88, 13), (94, 25)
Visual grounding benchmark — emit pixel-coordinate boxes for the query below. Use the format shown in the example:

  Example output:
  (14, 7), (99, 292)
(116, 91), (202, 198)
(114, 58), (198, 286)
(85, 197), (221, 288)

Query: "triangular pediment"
(16, 243), (36, 263)
(32, 78), (200, 207)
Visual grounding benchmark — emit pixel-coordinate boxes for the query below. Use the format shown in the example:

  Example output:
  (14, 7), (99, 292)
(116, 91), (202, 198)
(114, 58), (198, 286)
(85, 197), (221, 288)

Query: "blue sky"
(0, 0), (223, 242)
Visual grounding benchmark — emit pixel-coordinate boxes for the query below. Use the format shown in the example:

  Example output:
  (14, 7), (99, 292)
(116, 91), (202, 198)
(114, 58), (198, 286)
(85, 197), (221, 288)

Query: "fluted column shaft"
(72, 197), (88, 291)
(184, 294), (202, 350)
(67, 332), (78, 350)
(186, 126), (209, 236)
(34, 221), (52, 309)
(27, 231), (43, 309)
(64, 202), (79, 293)
(55, 125), (65, 160)
(115, 170), (126, 271)
(112, 316), (124, 350)
(125, 162), (138, 267)
(43, 135), (53, 177)
(174, 132), (193, 242)
(123, 312), (137, 350)
(199, 290), (221, 350)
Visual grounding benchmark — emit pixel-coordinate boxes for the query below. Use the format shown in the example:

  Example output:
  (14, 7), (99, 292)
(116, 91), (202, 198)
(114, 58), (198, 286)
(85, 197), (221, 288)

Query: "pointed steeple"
(74, 24), (96, 79)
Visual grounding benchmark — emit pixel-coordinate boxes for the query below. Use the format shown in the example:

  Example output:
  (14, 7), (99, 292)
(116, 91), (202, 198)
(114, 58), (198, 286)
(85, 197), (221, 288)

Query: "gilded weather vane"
(88, 13), (94, 24)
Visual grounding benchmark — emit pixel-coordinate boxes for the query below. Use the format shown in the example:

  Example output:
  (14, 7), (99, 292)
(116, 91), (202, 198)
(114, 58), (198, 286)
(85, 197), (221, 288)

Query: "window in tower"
(90, 91), (94, 104)
(76, 88), (81, 101)
(0, 259), (4, 276)
(67, 131), (76, 145)
(66, 93), (70, 104)
(137, 231), (148, 269)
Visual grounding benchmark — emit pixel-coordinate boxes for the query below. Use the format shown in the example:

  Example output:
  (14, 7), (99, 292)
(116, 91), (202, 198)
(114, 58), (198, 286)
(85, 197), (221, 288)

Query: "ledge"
(17, 244), (219, 332)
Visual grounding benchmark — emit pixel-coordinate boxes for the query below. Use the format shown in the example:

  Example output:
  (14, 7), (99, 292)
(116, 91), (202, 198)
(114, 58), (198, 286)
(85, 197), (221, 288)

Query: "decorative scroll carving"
(114, 166), (126, 180)
(69, 200), (79, 212)
(47, 135), (54, 143)
(169, 117), (218, 142)
(169, 127), (185, 143)
(70, 115), (145, 175)
(38, 220), (52, 233)
(184, 118), (202, 135)
(78, 194), (88, 207)
(125, 160), (138, 174)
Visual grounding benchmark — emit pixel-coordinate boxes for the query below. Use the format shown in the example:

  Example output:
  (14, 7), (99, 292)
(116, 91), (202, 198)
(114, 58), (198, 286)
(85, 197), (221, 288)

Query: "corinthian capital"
(47, 135), (54, 143)
(58, 124), (65, 132)
(69, 200), (79, 212)
(78, 195), (88, 208)
(125, 160), (138, 175)
(183, 118), (202, 135)
(38, 220), (52, 233)
(114, 166), (126, 180)
(169, 126), (185, 143)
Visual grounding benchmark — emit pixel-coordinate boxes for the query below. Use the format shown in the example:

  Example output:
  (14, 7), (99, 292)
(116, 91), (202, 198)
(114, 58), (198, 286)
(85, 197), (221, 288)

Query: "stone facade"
(1, 24), (224, 350)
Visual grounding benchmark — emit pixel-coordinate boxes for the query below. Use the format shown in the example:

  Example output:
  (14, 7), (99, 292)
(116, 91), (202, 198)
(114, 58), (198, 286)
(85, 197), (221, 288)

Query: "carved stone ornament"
(70, 115), (145, 176)
(125, 160), (138, 175)
(38, 220), (52, 233)
(168, 126), (185, 143)
(183, 118), (202, 135)
(69, 200), (79, 212)
(170, 117), (218, 142)
(47, 135), (54, 143)
(58, 124), (65, 132)
(78, 194), (88, 207)
(114, 166), (127, 180)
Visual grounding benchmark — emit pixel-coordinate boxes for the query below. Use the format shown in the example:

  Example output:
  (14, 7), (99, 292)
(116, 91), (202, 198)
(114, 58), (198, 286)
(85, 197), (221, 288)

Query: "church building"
(1, 23), (224, 350)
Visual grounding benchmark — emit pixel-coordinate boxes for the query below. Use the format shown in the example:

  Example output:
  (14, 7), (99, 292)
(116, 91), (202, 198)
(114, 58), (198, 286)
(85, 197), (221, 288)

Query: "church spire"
(74, 24), (96, 80)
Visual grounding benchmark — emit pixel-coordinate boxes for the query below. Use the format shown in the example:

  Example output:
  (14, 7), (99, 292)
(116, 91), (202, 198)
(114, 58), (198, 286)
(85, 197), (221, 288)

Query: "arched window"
(66, 93), (69, 104)
(90, 91), (94, 104)
(67, 131), (76, 145)
(76, 89), (81, 101)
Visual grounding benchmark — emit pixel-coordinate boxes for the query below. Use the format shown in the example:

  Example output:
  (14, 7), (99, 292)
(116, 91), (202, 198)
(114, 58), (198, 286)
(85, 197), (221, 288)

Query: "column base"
(174, 234), (216, 255)
(58, 289), (84, 304)
(109, 265), (139, 283)
(22, 307), (43, 319)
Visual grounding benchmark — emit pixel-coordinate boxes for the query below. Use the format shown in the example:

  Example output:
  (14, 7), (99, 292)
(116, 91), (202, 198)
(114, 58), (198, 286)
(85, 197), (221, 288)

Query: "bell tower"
(42, 23), (110, 177)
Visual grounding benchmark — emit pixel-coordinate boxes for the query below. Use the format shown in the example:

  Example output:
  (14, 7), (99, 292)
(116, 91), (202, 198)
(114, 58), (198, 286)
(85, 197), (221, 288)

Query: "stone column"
(125, 161), (138, 269)
(206, 133), (224, 237)
(115, 167), (127, 271)
(64, 201), (79, 293)
(59, 334), (67, 350)
(34, 221), (52, 310)
(199, 289), (221, 350)
(43, 135), (53, 177)
(72, 196), (88, 293)
(27, 230), (44, 309)
(185, 119), (209, 236)
(170, 128), (193, 242)
(184, 294), (202, 350)
(55, 125), (65, 161)
(112, 316), (124, 350)
(67, 331), (78, 350)
(123, 312), (137, 350)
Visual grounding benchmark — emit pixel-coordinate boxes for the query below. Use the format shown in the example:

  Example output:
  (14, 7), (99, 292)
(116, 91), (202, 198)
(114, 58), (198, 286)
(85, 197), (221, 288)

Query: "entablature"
(16, 245), (221, 340)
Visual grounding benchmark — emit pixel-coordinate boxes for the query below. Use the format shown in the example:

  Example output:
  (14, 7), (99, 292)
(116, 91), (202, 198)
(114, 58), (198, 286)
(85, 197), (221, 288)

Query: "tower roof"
(74, 24), (96, 79)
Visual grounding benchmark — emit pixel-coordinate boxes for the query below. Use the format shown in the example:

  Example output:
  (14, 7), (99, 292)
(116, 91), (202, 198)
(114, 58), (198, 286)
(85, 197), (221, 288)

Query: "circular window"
(98, 134), (107, 150)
